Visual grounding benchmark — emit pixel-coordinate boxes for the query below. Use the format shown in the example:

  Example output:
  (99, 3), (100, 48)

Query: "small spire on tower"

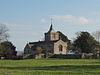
(48, 18), (55, 32)
(51, 18), (53, 25)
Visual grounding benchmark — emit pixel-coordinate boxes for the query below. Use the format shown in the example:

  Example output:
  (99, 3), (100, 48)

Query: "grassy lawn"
(0, 59), (100, 75)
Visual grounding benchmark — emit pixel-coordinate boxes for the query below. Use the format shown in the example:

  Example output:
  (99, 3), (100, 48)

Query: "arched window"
(59, 45), (63, 51)
(53, 33), (56, 39)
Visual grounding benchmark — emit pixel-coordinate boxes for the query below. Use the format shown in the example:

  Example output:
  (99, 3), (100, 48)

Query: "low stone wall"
(50, 54), (81, 59)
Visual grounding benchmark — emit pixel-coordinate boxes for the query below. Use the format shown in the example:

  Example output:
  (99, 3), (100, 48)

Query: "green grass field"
(0, 59), (100, 75)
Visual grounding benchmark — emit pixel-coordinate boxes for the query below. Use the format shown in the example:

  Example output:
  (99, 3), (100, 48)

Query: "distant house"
(24, 24), (70, 59)
(68, 50), (75, 54)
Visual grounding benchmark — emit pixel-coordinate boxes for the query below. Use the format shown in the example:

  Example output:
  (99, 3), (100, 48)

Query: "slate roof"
(29, 40), (59, 44)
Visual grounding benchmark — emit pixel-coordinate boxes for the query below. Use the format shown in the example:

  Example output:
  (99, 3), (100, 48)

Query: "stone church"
(24, 24), (69, 58)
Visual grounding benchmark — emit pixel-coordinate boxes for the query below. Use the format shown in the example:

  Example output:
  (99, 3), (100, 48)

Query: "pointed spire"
(49, 24), (53, 32)
(48, 18), (55, 33)
(51, 18), (53, 25)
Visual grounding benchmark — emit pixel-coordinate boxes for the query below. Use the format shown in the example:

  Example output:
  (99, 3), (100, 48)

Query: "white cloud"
(40, 18), (48, 23)
(51, 15), (89, 24)
(50, 15), (100, 24)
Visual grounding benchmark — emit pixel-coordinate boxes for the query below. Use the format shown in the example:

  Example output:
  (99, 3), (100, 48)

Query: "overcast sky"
(0, 0), (100, 51)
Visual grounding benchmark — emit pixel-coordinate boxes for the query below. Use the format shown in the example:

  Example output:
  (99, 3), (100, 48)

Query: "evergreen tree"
(73, 32), (100, 53)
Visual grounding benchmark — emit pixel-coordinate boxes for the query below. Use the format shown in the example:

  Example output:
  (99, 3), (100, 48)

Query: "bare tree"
(92, 30), (100, 42)
(0, 23), (9, 42)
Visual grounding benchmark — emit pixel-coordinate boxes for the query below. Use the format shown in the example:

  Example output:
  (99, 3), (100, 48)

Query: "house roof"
(29, 40), (59, 44)
(27, 40), (59, 50)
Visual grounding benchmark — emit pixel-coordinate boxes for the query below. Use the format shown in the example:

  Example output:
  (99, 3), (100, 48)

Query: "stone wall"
(54, 40), (67, 54)
(50, 54), (81, 59)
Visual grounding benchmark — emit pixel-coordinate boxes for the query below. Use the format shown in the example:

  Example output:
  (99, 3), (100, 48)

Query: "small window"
(53, 34), (56, 39)
(59, 45), (63, 51)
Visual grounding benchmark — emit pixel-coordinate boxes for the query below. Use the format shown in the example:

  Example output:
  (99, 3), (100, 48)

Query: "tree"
(0, 41), (17, 58)
(0, 23), (9, 42)
(73, 32), (99, 53)
(92, 30), (100, 42)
